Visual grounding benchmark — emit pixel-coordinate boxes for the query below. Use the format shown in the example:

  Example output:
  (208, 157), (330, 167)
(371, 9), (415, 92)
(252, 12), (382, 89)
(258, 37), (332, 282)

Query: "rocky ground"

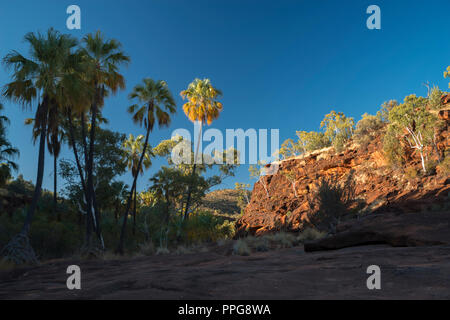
(1, 211), (449, 300)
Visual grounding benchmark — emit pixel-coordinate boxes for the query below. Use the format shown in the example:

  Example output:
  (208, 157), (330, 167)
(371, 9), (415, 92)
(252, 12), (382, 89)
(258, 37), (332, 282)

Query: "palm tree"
(1, 29), (78, 264)
(117, 78), (176, 254)
(180, 78), (223, 220)
(110, 181), (129, 223)
(47, 105), (64, 219)
(81, 31), (129, 246)
(25, 105), (66, 220)
(121, 134), (152, 234)
(0, 103), (19, 186)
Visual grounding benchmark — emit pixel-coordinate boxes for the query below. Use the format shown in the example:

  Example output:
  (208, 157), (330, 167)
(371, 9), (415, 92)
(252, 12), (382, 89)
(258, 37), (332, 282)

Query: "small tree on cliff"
(280, 169), (299, 197)
(249, 162), (271, 198)
(320, 111), (355, 153)
(278, 138), (302, 159)
(444, 66), (450, 88)
(296, 130), (331, 153)
(376, 100), (398, 123)
(235, 182), (251, 210)
(386, 94), (439, 174)
(354, 113), (384, 149)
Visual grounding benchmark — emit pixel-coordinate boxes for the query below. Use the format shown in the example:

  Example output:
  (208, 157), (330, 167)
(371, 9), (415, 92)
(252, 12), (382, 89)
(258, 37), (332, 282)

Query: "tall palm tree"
(121, 134), (152, 234)
(0, 103), (19, 186)
(1, 29), (79, 264)
(117, 78), (176, 254)
(180, 78), (223, 220)
(47, 105), (64, 219)
(81, 31), (129, 246)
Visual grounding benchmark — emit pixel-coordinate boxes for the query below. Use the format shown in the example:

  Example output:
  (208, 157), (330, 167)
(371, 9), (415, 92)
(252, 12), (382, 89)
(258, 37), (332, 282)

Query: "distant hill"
(200, 189), (248, 218)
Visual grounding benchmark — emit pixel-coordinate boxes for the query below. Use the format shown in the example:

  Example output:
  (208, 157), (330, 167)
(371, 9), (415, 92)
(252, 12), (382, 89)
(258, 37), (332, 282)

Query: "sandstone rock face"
(304, 211), (450, 252)
(236, 114), (450, 236)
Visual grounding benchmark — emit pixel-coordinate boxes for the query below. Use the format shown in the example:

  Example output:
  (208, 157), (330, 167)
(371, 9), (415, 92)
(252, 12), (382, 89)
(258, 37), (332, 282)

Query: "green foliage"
(385, 94), (441, 173)
(383, 125), (405, 167)
(444, 66), (450, 88)
(279, 131), (330, 160)
(0, 103), (19, 186)
(320, 111), (354, 153)
(376, 100), (398, 123)
(60, 127), (127, 212)
(427, 85), (444, 110)
(122, 134), (152, 178)
(354, 113), (384, 148)
(249, 161), (270, 198)
(278, 138), (302, 159)
(296, 130), (331, 153)
(234, 183), (251, 210)
(182, 211), (235, 244)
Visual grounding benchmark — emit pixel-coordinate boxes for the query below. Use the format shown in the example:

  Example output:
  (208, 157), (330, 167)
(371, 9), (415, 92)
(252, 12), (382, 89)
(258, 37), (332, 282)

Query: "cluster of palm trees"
(1, 27), (225, 263)
(1, 28), (130, 262)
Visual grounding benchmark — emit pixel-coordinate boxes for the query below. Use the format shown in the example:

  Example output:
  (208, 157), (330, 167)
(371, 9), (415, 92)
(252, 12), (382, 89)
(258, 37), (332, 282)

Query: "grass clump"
(233, 239), (251, 256)
(297, 228), (327, 243)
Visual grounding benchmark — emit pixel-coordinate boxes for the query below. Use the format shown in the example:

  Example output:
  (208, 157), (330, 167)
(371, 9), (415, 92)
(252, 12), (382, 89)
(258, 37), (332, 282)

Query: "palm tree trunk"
(67, 110), (88, 197)
(133, 186), (137, 235)
(183, 121), (203, 221)
(87, 100), (97, 237)
(22, 98), (49, 234)
(80, 112), (93, 242)
(53, 153), (60, 221)
(117, 125), (151, 254)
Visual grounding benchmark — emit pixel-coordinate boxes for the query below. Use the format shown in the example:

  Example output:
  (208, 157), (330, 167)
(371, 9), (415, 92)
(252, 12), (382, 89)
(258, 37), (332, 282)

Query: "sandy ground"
(1, 243), (449, 300)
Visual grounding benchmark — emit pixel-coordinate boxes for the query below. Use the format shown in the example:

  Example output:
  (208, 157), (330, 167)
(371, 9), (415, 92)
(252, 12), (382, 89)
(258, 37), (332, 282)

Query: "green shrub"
(354, 113), (384, 149)
(383, 125), (405, 167)
(296, 131), (331, 153)
(182, 211), (235, 244)
(307, 170), (361, 234)
(320, 111), (355, 153)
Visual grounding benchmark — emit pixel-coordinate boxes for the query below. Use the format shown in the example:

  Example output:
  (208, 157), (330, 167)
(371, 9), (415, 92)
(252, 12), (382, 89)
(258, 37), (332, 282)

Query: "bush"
(404, 167), (419, 180)
(233, 239), (251, 256)
(307, 170), (361, 234)
(437, 155), (450, 175)
(320, 111), (355, 153)
(354, 113), (384, 149)
(297, 228), (327, 242)
(296, 131), (331, 153)
(383, 125), (405, 167)
(268, 232), (296, 248)
(182, 211), (235, 244)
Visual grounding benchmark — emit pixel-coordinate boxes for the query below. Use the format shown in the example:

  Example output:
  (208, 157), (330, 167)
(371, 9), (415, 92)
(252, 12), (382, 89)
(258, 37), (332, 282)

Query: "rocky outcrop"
(304, 211), (450, 252)
(236, 112), (450, 237)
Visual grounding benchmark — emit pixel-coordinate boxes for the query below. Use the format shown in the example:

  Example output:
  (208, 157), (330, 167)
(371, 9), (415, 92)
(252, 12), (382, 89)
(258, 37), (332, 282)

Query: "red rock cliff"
(236, 111), (450, 236)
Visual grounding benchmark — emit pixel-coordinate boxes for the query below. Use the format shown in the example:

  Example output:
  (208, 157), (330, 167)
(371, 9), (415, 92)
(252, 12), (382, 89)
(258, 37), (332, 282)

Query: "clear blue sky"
(1, 0), (450, 193)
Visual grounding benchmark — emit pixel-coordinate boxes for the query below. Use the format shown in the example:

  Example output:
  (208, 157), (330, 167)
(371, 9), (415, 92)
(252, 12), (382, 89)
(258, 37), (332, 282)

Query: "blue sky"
(1, 0), (450, 193)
